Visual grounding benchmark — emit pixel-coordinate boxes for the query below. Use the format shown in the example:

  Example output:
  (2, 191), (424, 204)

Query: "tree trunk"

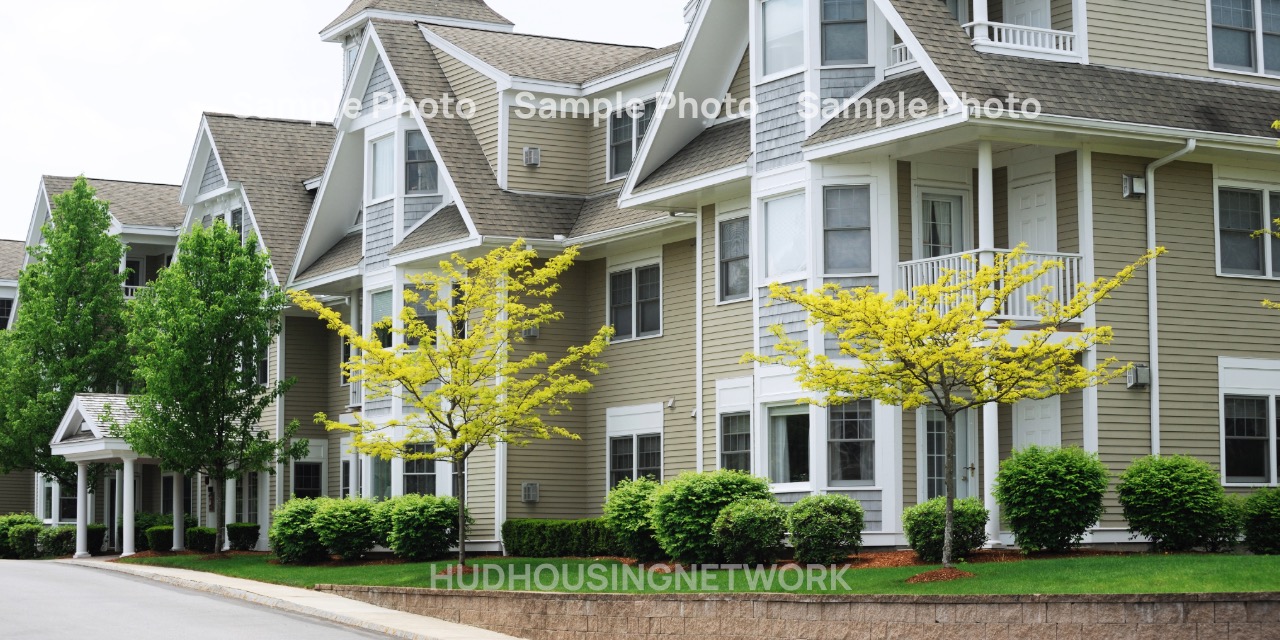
(454, 462), (468, 568)
(942, 412), (958, 569)
(213, 472), (226, 555)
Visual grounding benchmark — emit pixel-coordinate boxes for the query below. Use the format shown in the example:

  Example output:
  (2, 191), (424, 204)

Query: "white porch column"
(972, 0), (990, 43)
(983, 403), (1002, 547)
(172, 474), (185, 552)
(74, 462), (90, 558)
(224, 478), (236, 551)
(113, 469), (123, 551)
(978, 139), (1002, 548)
(122, 457), (136, 557)
(978, 140), (995, 256)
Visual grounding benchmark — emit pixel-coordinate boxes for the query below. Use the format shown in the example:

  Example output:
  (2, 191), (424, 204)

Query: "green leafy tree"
(0, 177), (129, 486)
(123, 221), (307, 553)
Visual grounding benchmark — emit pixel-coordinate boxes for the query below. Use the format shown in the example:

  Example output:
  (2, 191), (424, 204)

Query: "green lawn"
(120, 553), (1280, 595)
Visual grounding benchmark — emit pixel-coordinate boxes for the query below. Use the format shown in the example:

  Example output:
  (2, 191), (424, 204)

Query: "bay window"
(1211, 0), (1280, 75)
(609, 434), (662, 487)
(1217, 186), (1280, 276)
(609, 265), (662, 340)
(720, 413), (752, 472)
(828, 400), (874, 486)
(762, 0), (805, 76)
(824, 186), (872, 273)
(763, 194), (807, 278)
(821, 0), (869, 66)
(719, 217), (751, 301)
(370, 136), (395, 200)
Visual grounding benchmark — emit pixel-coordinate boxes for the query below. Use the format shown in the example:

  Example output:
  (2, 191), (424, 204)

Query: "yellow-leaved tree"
(746, 246), (1163, 567)
(291, 240), (613, 566)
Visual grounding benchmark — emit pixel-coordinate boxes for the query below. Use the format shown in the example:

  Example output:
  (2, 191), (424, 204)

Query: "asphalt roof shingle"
(805, 71), (942, 146)
(325, 0), (511, 33)
(296, 231), (364, 282)
(42, 176), (185, 228)
(391, 204), (471, 255)
(0, 240), (24, 281)
(203, 114), (335, 283)
(570, 192), (670, 239)
(636, 118), (753, 192)
(424, 24), (660, 84)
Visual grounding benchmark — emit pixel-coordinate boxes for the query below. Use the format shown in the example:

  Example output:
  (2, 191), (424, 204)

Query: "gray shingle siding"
(759, 281), (807, 356)
(362, 56), (397, 116)
(754, 73), (805, 171)
(198, 152), (224, 195)
(404, 196), (443, 231)
(820, 68), (875, 102)
(830, 489), (882, 531)
(823, 276), (877, 356)
(365, 199), (395, 271)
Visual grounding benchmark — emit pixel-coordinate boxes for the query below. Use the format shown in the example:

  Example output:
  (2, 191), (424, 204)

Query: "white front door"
(1004, 0), (1051, 28)
(1009, 179), (1057, 252)
(1013, 396), (1062, 450)
(921, 408), (978, 501)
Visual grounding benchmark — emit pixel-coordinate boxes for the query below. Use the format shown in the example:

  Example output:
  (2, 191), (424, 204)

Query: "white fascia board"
(619, 163), (752, 210)
(118, 224), (181, 238)
(565, 216), (694, 248)
(985, 112), (1280, 152)
(388, 236), (485, 267)
(25, 181), (50, 261)
(304, 175), (323, 191)
(291, 266), (363, 292)
(418, 25), (512, 87)
(177, 118), (214, 205)
(581, 55), (679, 95)
(321, 10), (514, 43)
(801, 111), (969, 161)
(237, 191), (281, 288)
(866, 0), (962, 113)
(289, 128), (348, 285)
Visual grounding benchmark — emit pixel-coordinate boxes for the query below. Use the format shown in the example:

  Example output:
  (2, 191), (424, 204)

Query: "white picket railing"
(123, 285), (141, 300)
(889, 43), (916, 68)
(897, 249), (1083, 321)
(966, 21), (1077, 57)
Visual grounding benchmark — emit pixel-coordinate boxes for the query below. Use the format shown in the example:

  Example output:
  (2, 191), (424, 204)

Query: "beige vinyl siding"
(700, 204), (755, 470)
(1086, 0), (1280, 87)
(991, 168), (1008, 248)
(1057, 152), (1080, 253)
(467, 445), (497, 540)
(281, 317), (334, 499)
(436, 48), (501, 174)
(719, 50), (752, 118)
(506, 262), (591, 521)
(902, 409), (916, 510)
(1051, 0), (1073, 31)
(0, 472), (33, 515)
(582, 240), (698, 514)
(507, 109), (592, 194)
(898, 161), (912, 262)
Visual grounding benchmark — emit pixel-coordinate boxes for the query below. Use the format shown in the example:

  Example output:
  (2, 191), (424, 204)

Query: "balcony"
(123, 285), (143, 300)
(965, 21), (1078, 61)
(897, 249), (1083, 321)
(887, 43), (919, 76)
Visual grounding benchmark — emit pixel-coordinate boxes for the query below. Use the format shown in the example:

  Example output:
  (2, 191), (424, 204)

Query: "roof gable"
(42, 176), (185, 228)
(0, 240), (24, 281)
(324, 0), (513, 34)
(423, 24), (660, 84)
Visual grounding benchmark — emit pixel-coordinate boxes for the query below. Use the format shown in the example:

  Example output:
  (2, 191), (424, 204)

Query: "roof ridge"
(421, 22), (656, 51)
(204, 112), (334, 127)
(43, 176), (181, 188)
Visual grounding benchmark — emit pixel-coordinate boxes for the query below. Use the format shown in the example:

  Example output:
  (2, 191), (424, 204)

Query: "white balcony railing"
(123, 285), (142, 300)
(888, 43), (917, 69)
(349, 381), (363, 407)
(965, 21), (1078, 60)
(897, 249), (1083, 321)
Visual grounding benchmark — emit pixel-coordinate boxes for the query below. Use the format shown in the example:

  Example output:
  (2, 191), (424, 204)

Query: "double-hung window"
(370, 136), (395, 200)
(720, 413), (751, 472)
(768, 405), (810, 484)
(1218, 186), (1280, 276)
(821, 0), (869, 66)
(824, 186), (872, 273)
(371, 290), (393, 348)
(1211, 0), (1280, 74)
(828, 400), (875, 486)
(403, 442), (437, 495)
(255, 340), (269, 385)
(609, 265), (661, 340)
(230, 208), (245, 243)
(405, 289), (437, 348)
(609, 101), (656, 179)
(763, 193), (808, 278)
(1224, 396), (1273, 484)
(293, 463), (323, 499)
(719, 217), (751, 301)
(405, 130), (438, 194)
(0, 298), (12, 329)
(609, 433), (662, 487)
(762, 0), (805, 76)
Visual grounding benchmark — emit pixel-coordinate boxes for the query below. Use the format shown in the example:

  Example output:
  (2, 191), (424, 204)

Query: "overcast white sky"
(0, 0), (689, 241)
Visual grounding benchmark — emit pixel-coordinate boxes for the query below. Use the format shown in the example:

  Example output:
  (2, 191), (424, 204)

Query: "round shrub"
(902, 497), (989, 563)
(8, 523), (42, 559)
(269, 498), (329, 564)
(650, 470), (774, 564)
(1204, 494), (1245, 553)
(386, 494), (467, 561)
(227, 522), (261, 551)
(87, 523), (107, 556)
(145, 526), (175, 553)
(0, 514), (41, 558)
(38, 525), (76, 557)
(788, 494), (865, 565)
(312, 498), (378, 561)
(712, 498), (788, 565)
(601, 477), (664, 561)
(993, 445), (1109, 552)
(1118, 455), (1224, 551)
(185, 527), (217, 553)
(1244, 488), (1280, 555)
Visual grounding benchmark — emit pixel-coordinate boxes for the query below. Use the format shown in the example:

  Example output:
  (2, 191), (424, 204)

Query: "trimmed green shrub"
(145, 526), (175, 553)
(789, 494), (866, 565)
(8, 524), (42, 559)
(128, 512), (196, 552)
(38, 525), (76, 557)
(902, 497), (989, 563)
(269, 498), (328, 564)
(1243, 488), (1280, 555)
(994, 445), (1109, 553)
(312, 498), (378, 561)
(650, 470), (774, 564)
(601, 477), (664, 561)
(712, 498), (788, 565)
(185, 527), (217, 553)
(88, 524), (107, 555)
(227, 522), (261, 551)
(1118, 455), (1225, 551)
(387, 494), (467, 561)
(1204, 494), (1245, 553)
(371, 498), (396, 547)
(502, 518), (619, 559)
(0, 514), (41, 558)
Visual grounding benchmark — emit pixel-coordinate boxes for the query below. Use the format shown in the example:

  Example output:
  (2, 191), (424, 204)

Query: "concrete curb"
(55, 559), (522, 640)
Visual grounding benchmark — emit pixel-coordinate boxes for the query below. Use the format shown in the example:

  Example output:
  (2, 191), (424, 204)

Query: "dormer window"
(762, 0), (804, 76)
(821, 0), (868, 66)
(608, 101), (655, 179)
(406, 131), (439, 195)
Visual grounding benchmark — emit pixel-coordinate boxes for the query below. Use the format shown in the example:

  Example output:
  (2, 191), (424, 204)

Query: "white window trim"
(757, 190), (811, 286)
(605, 100), (657, 183)
(605, 249), (664, 343)
(762, 402), (815, 493)
(715, 208), (753, 304)
(1213, 175), (1280, 280)
(1219, 357), (1280, 487)
(605, 403), (665, 490)
(1206, 0), (1279, 78)
(825, 400), (878, 488)
(367, 132), (398, 206)
(715, 376), (755, 472)
(911, 184), (975, 261)
(758, 0), (808, 84)
(291, 438), (329, 499)
(813, 0), (878, 70)
(819, 180), (878, 277)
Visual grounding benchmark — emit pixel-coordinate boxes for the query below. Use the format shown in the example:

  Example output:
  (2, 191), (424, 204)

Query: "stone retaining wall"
(315, 585), (1280, 640)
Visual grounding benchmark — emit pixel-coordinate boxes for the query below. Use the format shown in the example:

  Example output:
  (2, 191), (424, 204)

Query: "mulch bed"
(906, 568), (976, 584)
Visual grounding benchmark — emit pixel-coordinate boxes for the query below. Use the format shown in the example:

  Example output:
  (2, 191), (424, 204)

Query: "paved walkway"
(53, 557), (523, 640)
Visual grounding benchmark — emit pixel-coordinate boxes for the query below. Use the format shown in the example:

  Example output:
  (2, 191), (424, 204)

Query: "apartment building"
(10, 0), (1280, 553)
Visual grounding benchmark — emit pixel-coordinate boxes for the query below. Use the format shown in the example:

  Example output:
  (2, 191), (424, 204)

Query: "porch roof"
(49, 394), (144, 463)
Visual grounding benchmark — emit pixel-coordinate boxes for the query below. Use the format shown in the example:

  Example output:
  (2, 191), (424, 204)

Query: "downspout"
(1144, 139), (1196, 456)
(694, 209), (704, 472)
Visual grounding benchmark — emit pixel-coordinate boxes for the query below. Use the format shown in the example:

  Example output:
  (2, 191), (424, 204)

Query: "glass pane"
(637, 101), (656, 140)
(763, 0), (805, 75)
(637, 434), (662, 479)
(824, 187), (871, 230)
(372, 457), (391, 500)
(769, 411), (810, 483)
(637, 266), (661, 302)
(1224, 396), (1271, 483)
(372, 290), (393, 348)
(765, 194), (807, 277)
(610, 112), (634, 177)
(1213, 0), (1255, 29)
(922, 195), (962, 258)
(720, 218), (750, 260)
(721, 414), (752, 472)
(826, 229), (872, 273)
(822, 0), (866, 21)
(638, 300), (662, 335)
(610, 271), (633, 339)
(371, 137), (395, 199)
(1267, 33), (1280, 74)
(1265, 0), (1280, 32)
(1214, 27), (1256, 68)
(1273, 194), (1280, 274)
(610, 437), (634, 487)
(822, 22), (868, 65)
(722, 258), (751, 300)
(293, 462), (323, 499)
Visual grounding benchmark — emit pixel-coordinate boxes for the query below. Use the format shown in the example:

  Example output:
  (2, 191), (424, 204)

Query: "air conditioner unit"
(1127, 363), (1151, 389)
(1122, 174), (1147, 199)
(523, 146), (541, 167)
(521, 482), (540, 503)
(521, 326), (540, 340)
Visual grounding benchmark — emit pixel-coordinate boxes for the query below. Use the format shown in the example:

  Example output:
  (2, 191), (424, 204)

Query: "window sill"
(1217, 271), (1280, 281)
(610, 332), (664, 345)
(757, 68), (804, 86)
(1224, 481), (1277, 488)
(367, 195), (395, 207)
(716, 295), (751, 307)
(405, 192), (442, 198)
(1209, 64), (1280, 82)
